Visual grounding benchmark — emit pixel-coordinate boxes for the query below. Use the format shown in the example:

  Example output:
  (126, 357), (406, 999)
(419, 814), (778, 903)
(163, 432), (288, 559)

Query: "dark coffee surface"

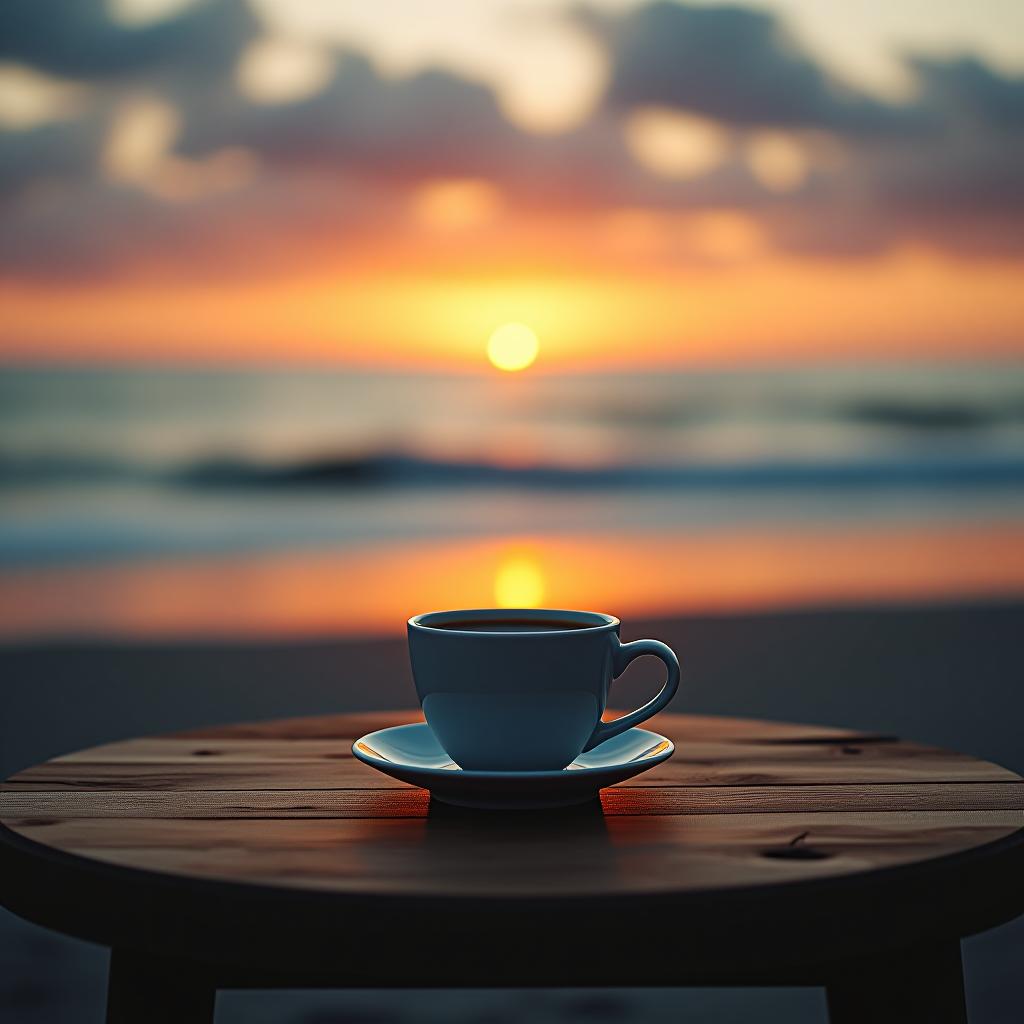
(431, 618), (591, 633)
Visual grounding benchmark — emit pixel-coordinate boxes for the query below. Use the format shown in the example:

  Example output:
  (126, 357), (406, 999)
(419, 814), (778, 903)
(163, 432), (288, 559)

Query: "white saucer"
(352, 723), (674, 810)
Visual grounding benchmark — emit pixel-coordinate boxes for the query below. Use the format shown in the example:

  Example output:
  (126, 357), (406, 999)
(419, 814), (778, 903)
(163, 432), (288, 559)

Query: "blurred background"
(1, 1), (1023, 1022)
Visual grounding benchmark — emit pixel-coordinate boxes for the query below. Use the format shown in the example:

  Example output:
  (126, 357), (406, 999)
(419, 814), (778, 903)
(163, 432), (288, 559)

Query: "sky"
(0, 0), (1022, 370)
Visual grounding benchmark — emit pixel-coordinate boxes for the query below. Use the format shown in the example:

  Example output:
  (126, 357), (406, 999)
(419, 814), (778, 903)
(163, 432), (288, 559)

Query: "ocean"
(2, 362), (1023, 639)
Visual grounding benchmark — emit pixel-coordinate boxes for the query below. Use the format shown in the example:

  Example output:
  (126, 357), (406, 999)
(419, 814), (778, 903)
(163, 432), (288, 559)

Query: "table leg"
(825, 940), (967, 1024)
(106, 948), (216, 1024)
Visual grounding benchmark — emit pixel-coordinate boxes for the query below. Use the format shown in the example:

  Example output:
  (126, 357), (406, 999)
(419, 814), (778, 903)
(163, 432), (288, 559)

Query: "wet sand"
(2, 599), (1022, 1023)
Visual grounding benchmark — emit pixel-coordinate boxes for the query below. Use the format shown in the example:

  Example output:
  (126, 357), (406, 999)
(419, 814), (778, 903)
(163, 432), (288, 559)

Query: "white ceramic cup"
(407, 608), (680, 771)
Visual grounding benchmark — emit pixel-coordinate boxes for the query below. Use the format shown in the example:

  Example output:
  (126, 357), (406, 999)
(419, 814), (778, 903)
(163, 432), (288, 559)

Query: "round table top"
(2, 711), (1024, 978)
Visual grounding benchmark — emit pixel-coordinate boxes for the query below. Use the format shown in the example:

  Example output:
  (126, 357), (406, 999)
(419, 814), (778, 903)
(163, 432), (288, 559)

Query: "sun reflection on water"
(3, 525), (1024, 639)
(493, 552), (545, 607)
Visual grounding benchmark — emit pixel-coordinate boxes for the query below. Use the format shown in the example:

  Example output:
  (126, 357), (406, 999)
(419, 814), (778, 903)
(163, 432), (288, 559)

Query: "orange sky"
(2, 243), (1022, 371)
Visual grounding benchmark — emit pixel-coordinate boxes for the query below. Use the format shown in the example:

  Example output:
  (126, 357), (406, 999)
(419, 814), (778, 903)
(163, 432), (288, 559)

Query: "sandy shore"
(2, 599), (1022, 1024)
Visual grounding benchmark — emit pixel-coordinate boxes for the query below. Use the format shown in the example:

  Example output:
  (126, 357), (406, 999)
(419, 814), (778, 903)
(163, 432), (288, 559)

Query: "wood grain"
(2, 712), (1022, 902)
(2, 782), (1022, 820)
(7, 733), (1012, 792)
(169, 710), (866, 742)
(4, 811), (1021, 898)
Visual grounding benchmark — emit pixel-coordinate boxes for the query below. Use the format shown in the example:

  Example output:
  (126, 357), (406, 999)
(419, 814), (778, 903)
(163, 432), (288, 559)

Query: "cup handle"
(581, 638), (680, 752)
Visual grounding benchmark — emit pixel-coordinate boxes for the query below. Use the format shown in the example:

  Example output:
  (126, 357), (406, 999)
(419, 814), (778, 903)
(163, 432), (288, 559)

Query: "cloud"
(572, 1), (1024, 254)
(912, 55), (1024, 132)
(0, 0), (258, 197)
(814, 56), (1024, 255)
(0, 115), (106, 195)
(0, 170), (400, 279)
(0, 0), (1021, 280)
(176, 53), (528, 183)
(0, 0), (256, 80)
(576, 1), (921, 135)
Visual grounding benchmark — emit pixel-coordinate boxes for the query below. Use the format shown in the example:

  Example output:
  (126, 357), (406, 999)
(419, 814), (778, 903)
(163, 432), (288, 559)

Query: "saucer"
(352, 723), (674, 810)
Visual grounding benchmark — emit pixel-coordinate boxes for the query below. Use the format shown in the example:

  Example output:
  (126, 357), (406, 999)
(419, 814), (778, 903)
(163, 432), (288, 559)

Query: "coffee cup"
(407, 608), (680, 771)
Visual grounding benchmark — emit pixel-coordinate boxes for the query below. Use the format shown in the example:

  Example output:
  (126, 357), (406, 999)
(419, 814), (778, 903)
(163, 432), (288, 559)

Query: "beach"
(3, 599), (1022, 1024)
(3, 0), (1022, 1016)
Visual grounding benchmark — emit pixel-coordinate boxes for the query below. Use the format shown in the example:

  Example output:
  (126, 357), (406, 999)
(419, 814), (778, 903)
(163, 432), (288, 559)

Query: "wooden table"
(2, 711), (1023, 1023)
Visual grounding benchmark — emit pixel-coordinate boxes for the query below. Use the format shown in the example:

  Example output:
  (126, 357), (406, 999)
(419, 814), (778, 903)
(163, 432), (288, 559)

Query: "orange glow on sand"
(3, 524), (1023, 640)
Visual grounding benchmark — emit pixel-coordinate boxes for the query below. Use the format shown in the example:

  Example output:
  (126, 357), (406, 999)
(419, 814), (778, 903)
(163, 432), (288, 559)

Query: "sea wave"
(4, 450), (1024, 491)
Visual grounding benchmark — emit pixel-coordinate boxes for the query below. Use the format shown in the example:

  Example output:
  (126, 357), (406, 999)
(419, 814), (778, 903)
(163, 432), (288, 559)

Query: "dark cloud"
(172, 52), (666, 210)
(0, 0), (257, 197)
(0, 115), (107, 196)
(0, 0), (1021, 277)
(577, 1), (921, 134)
(0, 170), (402, 280)
(568, 1), (1024, 254)
(176, 53), (529, 183)
(795, 56), (1024, 255)
(912, 55), (1024, 131)
(0, 0), (256, 80)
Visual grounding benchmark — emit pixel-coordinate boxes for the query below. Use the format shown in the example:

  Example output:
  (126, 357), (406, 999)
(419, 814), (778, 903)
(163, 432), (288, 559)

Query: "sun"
(487, 322), (539, 372)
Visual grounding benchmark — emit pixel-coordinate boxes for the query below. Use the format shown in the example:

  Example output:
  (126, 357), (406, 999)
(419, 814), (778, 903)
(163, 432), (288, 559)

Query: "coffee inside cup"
(431, 617), (590, 633)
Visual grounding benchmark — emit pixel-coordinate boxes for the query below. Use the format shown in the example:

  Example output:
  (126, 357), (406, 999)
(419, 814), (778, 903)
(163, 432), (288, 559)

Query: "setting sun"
(487, 322), (539, 372)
